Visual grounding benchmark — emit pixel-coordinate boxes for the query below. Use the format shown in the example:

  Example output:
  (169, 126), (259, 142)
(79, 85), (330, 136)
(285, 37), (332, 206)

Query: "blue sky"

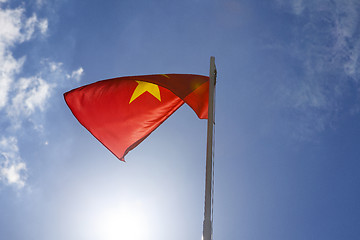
(1, 0), (360, 239)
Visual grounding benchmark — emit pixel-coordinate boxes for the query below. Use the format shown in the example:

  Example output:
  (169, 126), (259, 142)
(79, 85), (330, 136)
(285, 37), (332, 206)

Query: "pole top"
(210, 56), (217, 84)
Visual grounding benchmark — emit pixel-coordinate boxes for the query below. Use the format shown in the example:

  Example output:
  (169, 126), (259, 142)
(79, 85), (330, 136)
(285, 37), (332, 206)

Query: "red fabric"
(64, 74), (209, 161)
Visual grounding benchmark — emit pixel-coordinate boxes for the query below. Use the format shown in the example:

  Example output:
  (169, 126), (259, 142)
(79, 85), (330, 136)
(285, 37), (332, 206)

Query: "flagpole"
(203, 56), (216, 240)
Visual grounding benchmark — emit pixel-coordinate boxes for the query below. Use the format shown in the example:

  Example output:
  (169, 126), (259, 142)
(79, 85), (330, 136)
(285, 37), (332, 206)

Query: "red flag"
(64, 74), (209, 161)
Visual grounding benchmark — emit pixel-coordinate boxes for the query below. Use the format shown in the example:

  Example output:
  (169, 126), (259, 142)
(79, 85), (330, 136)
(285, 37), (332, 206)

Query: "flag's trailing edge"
(64, 74), (209, 161)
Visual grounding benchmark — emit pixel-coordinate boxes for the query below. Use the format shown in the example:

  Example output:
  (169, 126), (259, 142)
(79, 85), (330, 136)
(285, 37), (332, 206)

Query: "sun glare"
(85, 201), (151, 240)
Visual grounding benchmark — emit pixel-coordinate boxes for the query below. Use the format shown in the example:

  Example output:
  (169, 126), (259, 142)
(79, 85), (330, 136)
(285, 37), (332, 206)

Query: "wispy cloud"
(275, 0), (305, 15)
(0, 4), (48, 110)
(6, 76), (52, 130)
(273, 0), (360, 139)
(67, 67), (84, 82)
(0, 4), (44, 189)
(0, 2), (83, 189)
(0, 136), (26, 189)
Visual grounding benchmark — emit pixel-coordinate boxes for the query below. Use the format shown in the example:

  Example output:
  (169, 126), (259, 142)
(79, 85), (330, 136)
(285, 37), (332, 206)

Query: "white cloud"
(1, 161), (27, 188)
(0, 136), (27, 189)
(7, 76), (52, 119)
(0, 6), (47, 110)
(67, 67), (84, 82)
(0, 54), (25, 109)
(38, 18), (48, 35)
(22, 14), (48, 40)
(0, 7), (23, 47)
(0, 3), (84, 189)
(0, 6), (25, 110)
(49, 61), (63, 72)
(22, 14), (38, 41)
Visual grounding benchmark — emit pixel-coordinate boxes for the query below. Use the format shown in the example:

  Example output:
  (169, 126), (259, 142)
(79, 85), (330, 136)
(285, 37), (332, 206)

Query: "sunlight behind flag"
(86, 201), (150, 240)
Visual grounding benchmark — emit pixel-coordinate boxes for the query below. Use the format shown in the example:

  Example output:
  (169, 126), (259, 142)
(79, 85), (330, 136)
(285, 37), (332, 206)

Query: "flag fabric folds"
(64, 74), (209, 161)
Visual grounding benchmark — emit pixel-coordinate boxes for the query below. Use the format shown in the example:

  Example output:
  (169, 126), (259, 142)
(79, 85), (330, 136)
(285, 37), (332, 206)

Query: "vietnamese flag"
(64, 74), (209, 161)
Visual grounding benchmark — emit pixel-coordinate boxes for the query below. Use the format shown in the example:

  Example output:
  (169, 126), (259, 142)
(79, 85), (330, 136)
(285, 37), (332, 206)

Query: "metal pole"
(203, 56), (216, 240)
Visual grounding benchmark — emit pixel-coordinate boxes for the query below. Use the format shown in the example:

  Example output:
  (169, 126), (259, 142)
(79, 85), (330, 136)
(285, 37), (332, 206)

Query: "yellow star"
(129, 81), (161, 104)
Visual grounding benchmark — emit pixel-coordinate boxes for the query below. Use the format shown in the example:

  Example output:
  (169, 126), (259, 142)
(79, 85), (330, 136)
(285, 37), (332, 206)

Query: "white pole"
(203, 56), (216, 240)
